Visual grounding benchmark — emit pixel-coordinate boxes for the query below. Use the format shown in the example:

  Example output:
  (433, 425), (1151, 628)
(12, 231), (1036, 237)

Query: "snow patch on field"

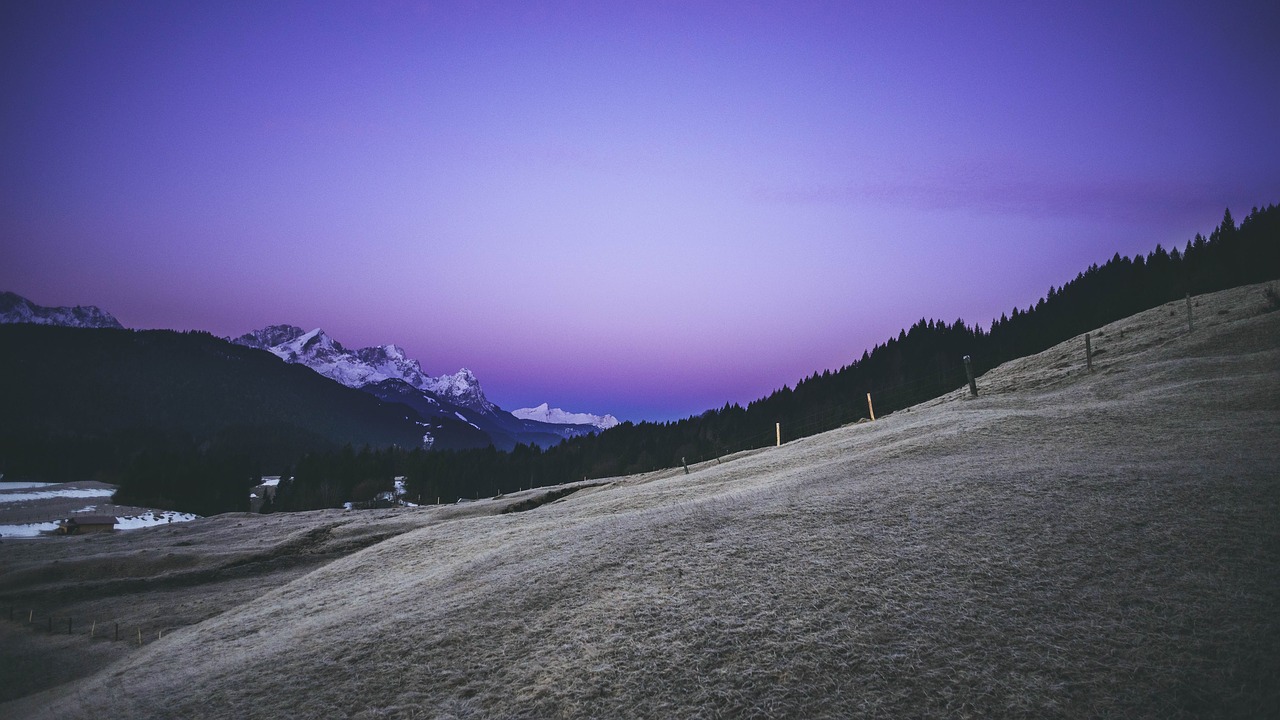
(115, 511), (200, 529)
(0, 522), (61, 538)
(0, 488), (114, 504)
(0, 511), (199, 537)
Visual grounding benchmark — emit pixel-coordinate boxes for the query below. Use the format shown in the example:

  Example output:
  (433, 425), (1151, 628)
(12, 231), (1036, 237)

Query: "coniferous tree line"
(262, 204), (1279, 513)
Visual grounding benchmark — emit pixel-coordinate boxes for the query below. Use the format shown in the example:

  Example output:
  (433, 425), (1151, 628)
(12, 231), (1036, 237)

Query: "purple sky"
(2, 1), (1277, 422)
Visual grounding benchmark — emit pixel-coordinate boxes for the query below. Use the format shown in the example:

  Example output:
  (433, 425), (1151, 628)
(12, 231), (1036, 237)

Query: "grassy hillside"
(2, 283), (1277, 718)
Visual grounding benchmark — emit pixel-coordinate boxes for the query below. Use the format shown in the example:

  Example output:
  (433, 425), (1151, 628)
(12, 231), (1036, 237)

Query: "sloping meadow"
(6, 283), (1279, 719)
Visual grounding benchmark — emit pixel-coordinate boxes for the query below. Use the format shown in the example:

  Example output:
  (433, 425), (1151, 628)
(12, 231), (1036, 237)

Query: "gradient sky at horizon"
(3, 1), (1277, 421)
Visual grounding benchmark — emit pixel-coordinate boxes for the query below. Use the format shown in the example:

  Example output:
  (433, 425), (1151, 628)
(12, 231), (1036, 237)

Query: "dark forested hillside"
(271, 205), (1280, 512)
(0, 327), (439, 514)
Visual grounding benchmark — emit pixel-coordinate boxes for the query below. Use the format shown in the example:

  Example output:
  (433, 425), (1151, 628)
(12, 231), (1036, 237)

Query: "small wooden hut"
(58, 515), (117, 534)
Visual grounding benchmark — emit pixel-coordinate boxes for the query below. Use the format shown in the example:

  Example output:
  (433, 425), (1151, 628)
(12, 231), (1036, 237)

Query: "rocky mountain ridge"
(233, 325), (495, 413)
(0, 291), (123, 329)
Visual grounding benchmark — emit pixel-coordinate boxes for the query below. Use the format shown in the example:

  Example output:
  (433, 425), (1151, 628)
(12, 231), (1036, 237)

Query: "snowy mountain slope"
(512, 403), (619, 431)
(0, 291), (123, 329)
(232, 325), (495, 413)
(359, 379), (492, 450)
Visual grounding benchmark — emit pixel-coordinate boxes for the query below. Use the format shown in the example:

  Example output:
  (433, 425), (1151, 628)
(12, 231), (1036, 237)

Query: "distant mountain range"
(230, 322), (616, 449)
(1, 292), (617, 458)
(512, 403), (618, 430)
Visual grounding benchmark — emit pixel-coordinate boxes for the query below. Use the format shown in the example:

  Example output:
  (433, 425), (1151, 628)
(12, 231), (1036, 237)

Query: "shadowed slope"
(4, 283), (1278, 719)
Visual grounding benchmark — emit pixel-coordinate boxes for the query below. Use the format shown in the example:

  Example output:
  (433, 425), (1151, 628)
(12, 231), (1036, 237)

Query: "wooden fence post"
(866, 393), (876, 421)
(776, 423), (781, 446)
(963, 356), (978, 396)
(1085, 334), (1093, 372)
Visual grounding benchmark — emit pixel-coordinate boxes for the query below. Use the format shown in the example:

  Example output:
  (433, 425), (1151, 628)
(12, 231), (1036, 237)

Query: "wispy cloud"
(752, 161), (1251, 224)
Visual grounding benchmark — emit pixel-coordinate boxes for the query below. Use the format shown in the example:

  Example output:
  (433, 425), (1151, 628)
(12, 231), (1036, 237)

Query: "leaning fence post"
(776, 422), (781, 447)
(682, 456), (689, 475)
(866, 393), (876, 420)
(963, 356), (978, 397)
(1085, 334), (1093, 373)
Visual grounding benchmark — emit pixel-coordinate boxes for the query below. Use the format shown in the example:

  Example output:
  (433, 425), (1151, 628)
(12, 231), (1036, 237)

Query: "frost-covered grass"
(2, 284), (1279, 719)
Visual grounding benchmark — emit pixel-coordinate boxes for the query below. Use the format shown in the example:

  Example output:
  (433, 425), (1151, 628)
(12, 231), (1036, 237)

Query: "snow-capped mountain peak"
(425, 368), (492, 413)
(512, 403), (620, 431)
(0, 291), (124, 329)
(288, 328), (345, 357)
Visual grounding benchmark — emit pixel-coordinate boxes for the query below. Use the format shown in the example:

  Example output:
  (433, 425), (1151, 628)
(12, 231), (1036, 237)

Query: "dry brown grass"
(2, 283), (1278, 719)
